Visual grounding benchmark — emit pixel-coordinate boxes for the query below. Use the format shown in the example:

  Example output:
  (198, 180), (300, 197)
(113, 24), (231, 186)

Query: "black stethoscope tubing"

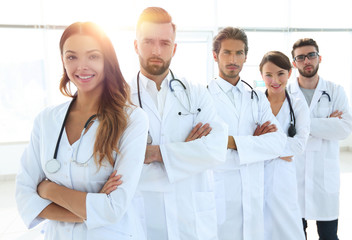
(318, 90), (331, 102)
(265, 89), (296, 137)
(48, 98), (97, 172)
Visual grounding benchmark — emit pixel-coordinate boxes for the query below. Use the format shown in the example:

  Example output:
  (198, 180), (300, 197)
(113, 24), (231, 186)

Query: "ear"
(213, 51), (218, 62)
(172, 43), (177, 57)
(288, 68), (292, 78)
(318, 55), (322, 63)
(134, 40), (139, 54)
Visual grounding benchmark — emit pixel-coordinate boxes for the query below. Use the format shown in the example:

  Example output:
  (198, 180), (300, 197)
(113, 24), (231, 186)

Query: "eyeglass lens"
(295, 52), (319, 62)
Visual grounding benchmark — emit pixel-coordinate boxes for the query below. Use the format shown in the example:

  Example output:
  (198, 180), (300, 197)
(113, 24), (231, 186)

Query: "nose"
(77, 59), (89, 70)
(229, 53), (237, 64)
(151, 43), (161, 56)
(303, 56), (310, 64)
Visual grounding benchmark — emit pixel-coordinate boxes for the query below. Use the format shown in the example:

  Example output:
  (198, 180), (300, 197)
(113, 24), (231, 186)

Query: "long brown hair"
(59, 22), (131, 167)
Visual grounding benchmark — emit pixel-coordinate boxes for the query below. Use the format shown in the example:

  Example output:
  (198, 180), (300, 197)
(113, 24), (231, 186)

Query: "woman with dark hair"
(16, 22), (148, 240)
(260, 51), (309, 240)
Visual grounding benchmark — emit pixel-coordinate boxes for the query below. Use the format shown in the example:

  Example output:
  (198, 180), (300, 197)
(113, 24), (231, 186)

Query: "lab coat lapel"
(130, 77), (162, 122)
(238, 86), (252, 127)
(162, 88), (177, 121)
(309, 78), (326, 111)
(208, 80), (238, 115)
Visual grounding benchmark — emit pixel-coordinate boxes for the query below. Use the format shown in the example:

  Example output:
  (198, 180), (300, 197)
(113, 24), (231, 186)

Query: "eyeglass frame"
(293, 52), (319, 62)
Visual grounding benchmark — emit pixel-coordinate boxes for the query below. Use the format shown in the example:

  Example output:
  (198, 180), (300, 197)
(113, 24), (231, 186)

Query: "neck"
(267, 90), (286, 103)
(140, 68), (169, 91)
(298, 74), (319, 89)
(73, 92), (100, 114)
(221, 75), (240, 86)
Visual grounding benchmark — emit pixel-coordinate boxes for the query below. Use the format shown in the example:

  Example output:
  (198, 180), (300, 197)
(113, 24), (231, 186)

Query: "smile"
(77, 75), (94, 80)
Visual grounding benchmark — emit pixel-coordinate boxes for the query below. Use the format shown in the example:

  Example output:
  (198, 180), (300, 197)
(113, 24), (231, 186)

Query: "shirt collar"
(139, 71), (172, 91)
(216, 76), (243, 94)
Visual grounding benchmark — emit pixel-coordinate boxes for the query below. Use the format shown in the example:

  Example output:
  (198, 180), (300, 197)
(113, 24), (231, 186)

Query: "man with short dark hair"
(130, 7), (228, 240)
(288, 38), (352, 240)
(208, 27), (287, 240)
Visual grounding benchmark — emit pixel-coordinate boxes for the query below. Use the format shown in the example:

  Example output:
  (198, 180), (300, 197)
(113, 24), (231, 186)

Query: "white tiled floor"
(1, 151), (351, 240)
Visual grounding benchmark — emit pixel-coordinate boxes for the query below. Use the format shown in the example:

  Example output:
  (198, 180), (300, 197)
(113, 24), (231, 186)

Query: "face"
(213, 39), (247, 85)
(261, 61), (291, 95)
(292, 45), (321, 78)
(62, 34), (104, 95)
(134, 22), (177, 77)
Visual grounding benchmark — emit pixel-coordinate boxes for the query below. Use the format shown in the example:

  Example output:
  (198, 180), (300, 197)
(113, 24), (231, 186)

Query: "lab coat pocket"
(314, 106), (330, 118)
(176, 113), (195, 141)
(214, 178), (226, 225)
(324, 158), (340, 193)
(193, 192), (218, 240)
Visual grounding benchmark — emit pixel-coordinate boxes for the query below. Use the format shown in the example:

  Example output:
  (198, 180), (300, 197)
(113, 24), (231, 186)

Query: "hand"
(99, 170), (123, 195)
(37, 179), (53, 199)
(145, 145), (162, 164)
(185, 123), (212, 142)
(329, 110), (343, 119)
(280, 156), (293, 162)
(253, 121), (277, 136)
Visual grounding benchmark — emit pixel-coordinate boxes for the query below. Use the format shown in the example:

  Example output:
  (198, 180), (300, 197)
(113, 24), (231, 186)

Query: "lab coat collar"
(209, 78), (238, 114)
(215, 76), (243, 94)
(139, 71), (173, 92)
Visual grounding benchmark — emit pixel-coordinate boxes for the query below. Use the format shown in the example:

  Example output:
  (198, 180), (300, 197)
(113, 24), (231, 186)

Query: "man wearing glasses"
(288, 38), (352, 239)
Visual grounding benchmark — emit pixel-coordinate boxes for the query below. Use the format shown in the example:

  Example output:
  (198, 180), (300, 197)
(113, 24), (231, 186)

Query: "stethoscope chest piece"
(46, 158), (61, 174)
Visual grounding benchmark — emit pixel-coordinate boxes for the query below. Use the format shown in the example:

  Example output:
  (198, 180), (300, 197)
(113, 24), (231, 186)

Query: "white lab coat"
(129, 72), (228, 240)
(264, 94), (310, 240)
(15, 102), (149, 240)
(207, 78), (287, 240)
(288, 77), (352, 220)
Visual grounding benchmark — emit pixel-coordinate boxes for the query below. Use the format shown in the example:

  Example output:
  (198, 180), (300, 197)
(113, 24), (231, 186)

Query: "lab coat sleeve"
(310, 85), (352, 140)
(234, 92), (287, 164)
(85, 107), (148, 230)
(280, 98), (310, 157)
(15, 113), (52, 229)
(160, 85), (228, 184)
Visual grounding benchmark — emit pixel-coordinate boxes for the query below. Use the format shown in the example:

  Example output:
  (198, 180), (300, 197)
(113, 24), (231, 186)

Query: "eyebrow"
(64, 49), (101, 54)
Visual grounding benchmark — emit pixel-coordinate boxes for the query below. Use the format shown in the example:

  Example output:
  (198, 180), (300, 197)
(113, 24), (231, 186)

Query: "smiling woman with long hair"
(15, 22), (149, 240)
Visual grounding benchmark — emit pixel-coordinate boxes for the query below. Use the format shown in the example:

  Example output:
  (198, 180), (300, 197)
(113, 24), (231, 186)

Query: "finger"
(108, 170), (117, 179)
(253, 125), (261, 136)
(265, 124), (277, 133)
(186, 123), (203, 141)
(260, 121), (271, 129)
(202, 127), (212, 137)
(195, 123), (210, 138)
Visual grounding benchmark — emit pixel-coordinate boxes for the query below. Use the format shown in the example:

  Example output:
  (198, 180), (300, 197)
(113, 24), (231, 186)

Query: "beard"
(219, 64), (241, 80)
(139, 56), (172, 76)
(298, 64), (319, 78)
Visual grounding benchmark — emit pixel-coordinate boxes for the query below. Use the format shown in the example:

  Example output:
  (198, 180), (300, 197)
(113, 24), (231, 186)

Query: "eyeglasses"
(293, 52), (319, 62)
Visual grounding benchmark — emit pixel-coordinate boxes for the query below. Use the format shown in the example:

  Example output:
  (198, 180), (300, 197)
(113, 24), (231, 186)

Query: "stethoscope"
(265, 89), (297, 137)
(318, 90), (331, 102)
(241, 80), (260, 126)
(137, 70), (201, 144)
(45, 98), (97, 174)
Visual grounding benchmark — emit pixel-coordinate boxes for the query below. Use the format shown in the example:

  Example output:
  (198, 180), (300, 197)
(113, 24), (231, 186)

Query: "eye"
(236, 51), (244, 56)
(89, 54), (100, 60)
(66, 55), (76, 61)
